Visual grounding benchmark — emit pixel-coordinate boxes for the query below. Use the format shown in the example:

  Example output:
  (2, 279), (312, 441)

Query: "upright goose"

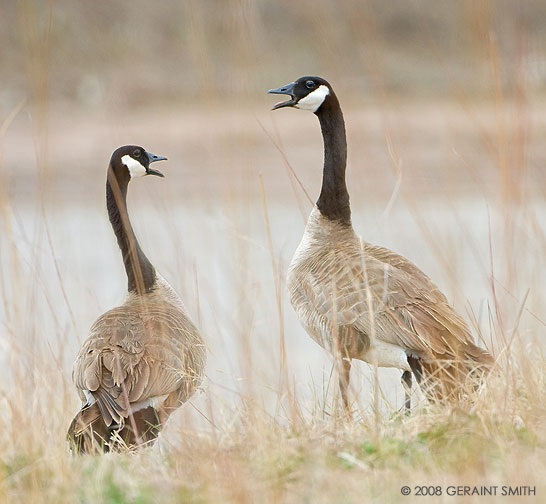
(67, 145), (206, 452)
(269, 77), (493, 411)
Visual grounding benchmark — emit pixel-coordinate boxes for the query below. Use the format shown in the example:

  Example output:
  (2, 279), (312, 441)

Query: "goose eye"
(133, 149), (141, 158)
(305, 80), (315, 89)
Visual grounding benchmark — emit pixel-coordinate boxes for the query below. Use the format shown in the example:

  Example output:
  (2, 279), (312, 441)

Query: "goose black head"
(268, 76), (332, 114)
(110, 145), (167, 180)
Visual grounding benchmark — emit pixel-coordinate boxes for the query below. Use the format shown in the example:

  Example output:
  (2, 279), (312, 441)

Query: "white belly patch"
(129, 394), (169, 414)
(359, 340), (411, 371)
(83, 390), (96, 405)
(83, 391), (168, 413)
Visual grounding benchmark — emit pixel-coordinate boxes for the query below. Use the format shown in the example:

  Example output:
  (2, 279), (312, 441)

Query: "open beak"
(268, 82), (297, 110)
(146, 151), (167, 177)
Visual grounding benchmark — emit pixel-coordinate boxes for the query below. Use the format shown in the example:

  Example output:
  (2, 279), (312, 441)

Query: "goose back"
(73, 275), (206, 425)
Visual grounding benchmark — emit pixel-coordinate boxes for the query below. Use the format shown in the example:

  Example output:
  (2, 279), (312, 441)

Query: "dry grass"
(0, 367), (545, 503)
(1, 1), (546, 503)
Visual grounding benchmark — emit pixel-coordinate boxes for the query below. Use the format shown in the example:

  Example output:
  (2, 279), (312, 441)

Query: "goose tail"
(409, 344), (494, 404)
(67, 404), (162, 454)
(67, 403), (111, 454)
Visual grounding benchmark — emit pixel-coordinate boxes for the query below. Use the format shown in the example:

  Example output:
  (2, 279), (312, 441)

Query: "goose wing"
(290, 239), (480, 359)
(73, 302), (205, 425)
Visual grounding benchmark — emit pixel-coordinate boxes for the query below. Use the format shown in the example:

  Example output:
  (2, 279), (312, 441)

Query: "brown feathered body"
(68, 275), (206, 452)
(288, 208), (493, 403)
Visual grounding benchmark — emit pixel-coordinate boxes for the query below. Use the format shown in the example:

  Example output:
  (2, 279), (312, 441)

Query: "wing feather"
(72, 295), (206, 426)
(289, 237), (483, 360)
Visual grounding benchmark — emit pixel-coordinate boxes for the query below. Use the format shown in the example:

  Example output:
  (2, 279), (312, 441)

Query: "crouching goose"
(268, 77), (493, 412)
(67, 145), (206, 452)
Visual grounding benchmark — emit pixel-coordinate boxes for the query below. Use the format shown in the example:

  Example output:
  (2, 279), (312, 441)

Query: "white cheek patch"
(296, 85), (330, 112)
(121, 155), (147, 178)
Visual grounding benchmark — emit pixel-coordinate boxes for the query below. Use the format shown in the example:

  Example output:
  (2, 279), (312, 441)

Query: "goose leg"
(401, 371), (412, 414)
(407, 355), (423, 384)
(339, 357), (352, 414)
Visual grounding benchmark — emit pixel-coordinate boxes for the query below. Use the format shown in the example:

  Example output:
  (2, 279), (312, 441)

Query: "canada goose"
(67, 145), (206, 453)
(269, 77), (493, 412)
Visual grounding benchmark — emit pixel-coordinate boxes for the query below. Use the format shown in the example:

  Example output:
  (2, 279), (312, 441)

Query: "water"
(3, 191), (545, 431)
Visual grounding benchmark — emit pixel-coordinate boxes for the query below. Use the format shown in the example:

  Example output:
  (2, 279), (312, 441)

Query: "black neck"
(106, 168), (156, 294)
(315, 94), (351, 225)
